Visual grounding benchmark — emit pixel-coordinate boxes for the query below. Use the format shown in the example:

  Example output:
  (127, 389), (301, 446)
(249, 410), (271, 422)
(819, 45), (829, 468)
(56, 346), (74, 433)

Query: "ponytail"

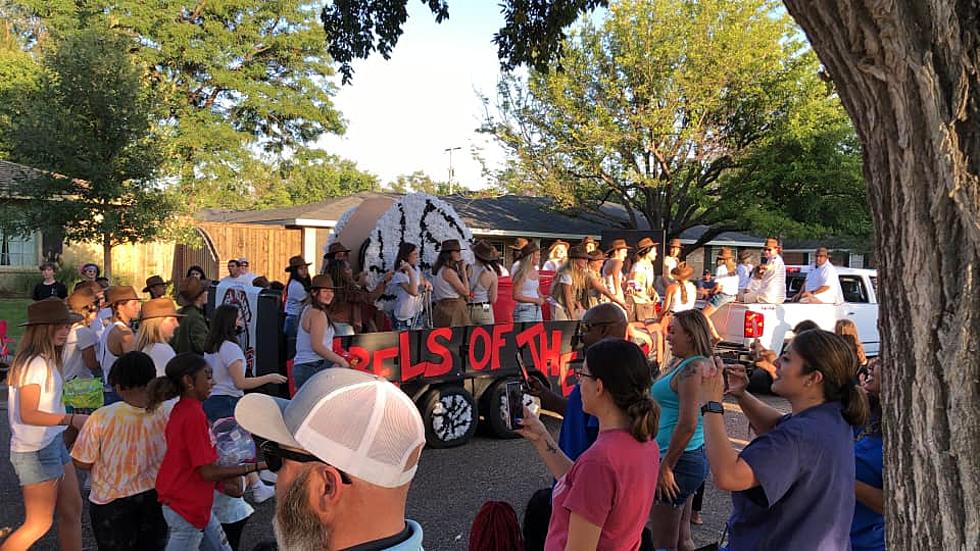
(146, 352), (208, 411)
(839, 380), (870, 428)
(792, 329), (871, 427)
(626, 396), (660, 443)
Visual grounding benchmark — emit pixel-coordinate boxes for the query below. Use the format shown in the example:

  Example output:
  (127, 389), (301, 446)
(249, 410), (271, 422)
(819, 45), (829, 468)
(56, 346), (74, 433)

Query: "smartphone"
(514, 351), (531, 386)
(504, 381), (524, 431)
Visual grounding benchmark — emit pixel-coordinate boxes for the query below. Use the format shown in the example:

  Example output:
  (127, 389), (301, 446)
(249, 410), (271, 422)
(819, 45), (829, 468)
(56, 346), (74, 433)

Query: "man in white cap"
(235, 369), (426, 550)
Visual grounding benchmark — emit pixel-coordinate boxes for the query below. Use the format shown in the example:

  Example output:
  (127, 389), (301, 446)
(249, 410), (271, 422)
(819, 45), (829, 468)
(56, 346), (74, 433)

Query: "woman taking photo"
(468, 240), (502, 325)
(697, 329), (869, 549)
(283, 255), (312, 338)
(512, 241), (545, 323)
(325, 258), (391, 335)
(649, 309), (711, 551)
(292, 274), (350, 390)
(135, 298), (182, 377)
(431, 239), (471, 327)
(5, 299), (88, 551)
(389, 242), (431, 330)
(516, 339), (660, 550)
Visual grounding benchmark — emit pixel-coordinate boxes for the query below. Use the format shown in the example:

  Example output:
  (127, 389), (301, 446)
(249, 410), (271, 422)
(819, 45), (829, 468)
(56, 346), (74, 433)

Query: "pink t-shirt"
(545, 429), (659, 551)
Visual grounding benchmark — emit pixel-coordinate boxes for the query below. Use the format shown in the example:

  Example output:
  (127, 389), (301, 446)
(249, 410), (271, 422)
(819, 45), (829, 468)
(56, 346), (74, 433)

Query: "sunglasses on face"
(259, 441), (352, 484)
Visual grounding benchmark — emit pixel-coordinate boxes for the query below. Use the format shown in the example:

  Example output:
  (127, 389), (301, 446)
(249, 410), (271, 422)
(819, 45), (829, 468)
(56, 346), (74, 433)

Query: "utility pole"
(444, 146), (461, 195)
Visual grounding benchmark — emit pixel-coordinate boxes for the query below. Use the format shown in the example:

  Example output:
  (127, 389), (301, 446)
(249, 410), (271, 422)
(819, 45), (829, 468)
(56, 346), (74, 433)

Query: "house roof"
(0, 159), (90, 198)
(197, 192), (770, 245)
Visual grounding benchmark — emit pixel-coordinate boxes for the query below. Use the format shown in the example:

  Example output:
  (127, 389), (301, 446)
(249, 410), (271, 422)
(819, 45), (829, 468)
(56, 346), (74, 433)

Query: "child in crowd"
(4, 299), (88, 551)
(71, 352), (171, 551)
(148, 353), (266, 551)
(135, 298), (182, 376)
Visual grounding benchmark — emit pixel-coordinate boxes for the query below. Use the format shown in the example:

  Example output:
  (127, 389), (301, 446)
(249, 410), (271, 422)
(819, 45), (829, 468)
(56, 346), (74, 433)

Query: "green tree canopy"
(387, 171), (458, 195)
(4, 26), (178, 277)
(482, 0), (868, 245)
(3, 0), (346, 208)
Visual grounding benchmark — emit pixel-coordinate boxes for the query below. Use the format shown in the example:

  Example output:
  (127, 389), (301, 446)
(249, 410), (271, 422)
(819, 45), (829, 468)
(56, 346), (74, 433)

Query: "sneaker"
(249, 481), (275, 504)
(258, 469), (278, 485)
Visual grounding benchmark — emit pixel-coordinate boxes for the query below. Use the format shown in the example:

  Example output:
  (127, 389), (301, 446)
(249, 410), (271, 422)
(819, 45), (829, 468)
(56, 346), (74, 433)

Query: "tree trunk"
(102, 234), (113, 281)
(782, 1), (979, 549)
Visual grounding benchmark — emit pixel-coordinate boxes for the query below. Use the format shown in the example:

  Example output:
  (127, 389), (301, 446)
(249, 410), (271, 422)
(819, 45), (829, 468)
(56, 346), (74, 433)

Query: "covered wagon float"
(217, 193), (583, 448)
(323, 193), (585, 448)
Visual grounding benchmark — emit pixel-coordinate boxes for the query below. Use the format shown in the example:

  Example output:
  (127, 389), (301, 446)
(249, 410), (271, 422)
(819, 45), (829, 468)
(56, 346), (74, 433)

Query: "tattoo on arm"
(545, 439), (560, 454)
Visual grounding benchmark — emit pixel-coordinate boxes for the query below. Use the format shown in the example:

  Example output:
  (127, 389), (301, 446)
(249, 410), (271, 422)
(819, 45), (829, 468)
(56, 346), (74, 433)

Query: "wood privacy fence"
(172, 222), (303, 284)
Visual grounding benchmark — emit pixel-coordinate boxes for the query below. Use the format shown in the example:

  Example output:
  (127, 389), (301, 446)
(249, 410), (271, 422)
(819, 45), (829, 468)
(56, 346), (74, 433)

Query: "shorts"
(513, 303), (542, 323)
(293, 360), (334, 391)
(656, 446), (708, 507)
(203, 394), (241, 423)
(10, 437), (71, 486)
(708, 293), (737, 309)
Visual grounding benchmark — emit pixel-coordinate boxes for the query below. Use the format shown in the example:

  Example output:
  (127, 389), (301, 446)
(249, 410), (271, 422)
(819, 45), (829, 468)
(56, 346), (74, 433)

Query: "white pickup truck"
(712, 266), (879, 357)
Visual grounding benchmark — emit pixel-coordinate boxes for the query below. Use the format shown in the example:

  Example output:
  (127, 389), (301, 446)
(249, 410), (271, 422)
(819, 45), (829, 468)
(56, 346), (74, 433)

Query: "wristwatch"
(700, 401), (724, 416)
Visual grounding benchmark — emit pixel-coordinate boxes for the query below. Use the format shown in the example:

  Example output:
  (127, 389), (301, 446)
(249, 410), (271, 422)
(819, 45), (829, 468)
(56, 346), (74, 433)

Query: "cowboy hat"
(509, 238), (530, 251)
(285, 255), (312, 272)
(310, 274), (336, 290)
(764, 237), (781, 250)
(567, 245), (590, 260)
(668, 238), (683, 249)
(141, 298), (184, 320)
(671, 262), (695, 281)
(636, 237), (658, 251)
(178, 277), (209, 302)
(326, 242), (351, 257)
(587, 249), (605, 262)
(20, 298), (83, 327)
(472, 240), (500, 262)
(440, 239), (464, 253)
(105, 286), (139, 305)
(605, 238), (632, 254)
(547, 240), (570, 253)
(66, 289), (97, 316)
(142, 275), (170, 293)
(514, 241), (540, 261)
(716, 247), (734, 260)
(738, 250), (754, 262)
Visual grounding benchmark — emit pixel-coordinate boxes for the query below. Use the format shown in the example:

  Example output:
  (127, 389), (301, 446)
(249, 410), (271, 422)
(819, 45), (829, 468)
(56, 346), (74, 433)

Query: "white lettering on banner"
(215, 280), (261, 373)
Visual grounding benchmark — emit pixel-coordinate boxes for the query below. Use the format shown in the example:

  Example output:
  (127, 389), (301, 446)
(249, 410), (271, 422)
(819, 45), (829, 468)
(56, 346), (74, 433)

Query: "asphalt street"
(1, 395), (785, 550)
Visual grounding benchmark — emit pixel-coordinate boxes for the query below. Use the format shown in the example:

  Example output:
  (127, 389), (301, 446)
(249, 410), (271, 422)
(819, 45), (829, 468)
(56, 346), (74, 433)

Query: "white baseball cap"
(235, 369), (425, 488)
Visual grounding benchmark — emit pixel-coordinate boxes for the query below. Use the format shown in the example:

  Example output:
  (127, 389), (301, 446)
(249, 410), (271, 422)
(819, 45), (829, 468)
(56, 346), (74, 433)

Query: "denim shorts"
(657, 446), (708, 507)
(10, 437), (71, 486)
(513, 303), (542, 323)
(708, 292), (737, 309)
(203, 394), (241, 423)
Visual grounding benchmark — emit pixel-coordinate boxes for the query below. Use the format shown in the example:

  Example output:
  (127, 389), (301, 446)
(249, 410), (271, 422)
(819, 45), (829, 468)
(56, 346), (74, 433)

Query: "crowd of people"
(3, 232), (879, 551)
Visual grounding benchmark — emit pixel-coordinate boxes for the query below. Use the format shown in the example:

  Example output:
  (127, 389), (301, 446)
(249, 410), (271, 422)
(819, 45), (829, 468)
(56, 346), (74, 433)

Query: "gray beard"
(273, 467), (332, 551)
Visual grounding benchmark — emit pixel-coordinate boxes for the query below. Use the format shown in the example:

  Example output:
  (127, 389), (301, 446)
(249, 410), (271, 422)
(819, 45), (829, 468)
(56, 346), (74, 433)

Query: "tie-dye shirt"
(71, 400), (173, 505)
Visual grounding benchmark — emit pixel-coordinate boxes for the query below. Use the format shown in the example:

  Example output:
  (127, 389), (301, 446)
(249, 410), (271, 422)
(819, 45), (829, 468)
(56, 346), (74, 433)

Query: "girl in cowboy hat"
(283, 256), (312, 339)
(5, 299), (88, 550)
(292, 274), (351, 391)
(512, 241), (545, 322)
(468, 240), (502, 325)
(64, 288), (101, 384)
(542, 240), (569, 273)
(135, 298), (183, 377)
(550, 246), (626, 320)
(602, 239), (632, 307)
(431, 239), (471, 327)
(702, 248), (740, 343)
(325, 258), (392, 335)
(628, 237), (661, 322)
(389, 242), (433, 331)
(98, 287), (141, 403)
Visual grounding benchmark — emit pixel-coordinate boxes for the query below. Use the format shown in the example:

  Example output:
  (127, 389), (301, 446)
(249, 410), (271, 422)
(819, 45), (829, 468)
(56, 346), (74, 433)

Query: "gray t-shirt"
(729, 401), (855, 550)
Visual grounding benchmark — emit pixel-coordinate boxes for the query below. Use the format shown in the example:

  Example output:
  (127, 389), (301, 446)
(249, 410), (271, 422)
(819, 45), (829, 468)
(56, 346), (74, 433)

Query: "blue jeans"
(392, 317), (421, 331)
(708, 292), (737, 309)
(203, 395), (240, 423)
(292, 360), (333, 391)
(283, 315), (299, 339)
(656, 446), (709, 507)
(513, 303), (542, 322)
(162, 505), (231, 551)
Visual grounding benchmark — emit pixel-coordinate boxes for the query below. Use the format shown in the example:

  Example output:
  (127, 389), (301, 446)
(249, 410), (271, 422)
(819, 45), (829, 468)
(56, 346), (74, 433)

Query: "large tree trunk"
(782, 1), (979, 549)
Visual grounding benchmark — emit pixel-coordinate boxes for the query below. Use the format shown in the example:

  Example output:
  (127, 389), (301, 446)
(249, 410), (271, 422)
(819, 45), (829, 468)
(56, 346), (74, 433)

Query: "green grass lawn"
(0, 298), (32, 344)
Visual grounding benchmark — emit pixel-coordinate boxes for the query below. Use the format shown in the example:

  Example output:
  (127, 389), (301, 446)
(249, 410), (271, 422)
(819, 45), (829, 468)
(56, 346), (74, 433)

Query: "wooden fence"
(173, 222), (303, 284)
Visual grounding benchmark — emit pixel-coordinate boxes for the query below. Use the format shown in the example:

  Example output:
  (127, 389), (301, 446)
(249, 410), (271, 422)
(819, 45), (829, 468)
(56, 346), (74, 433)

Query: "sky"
(316, 2), (512, 190)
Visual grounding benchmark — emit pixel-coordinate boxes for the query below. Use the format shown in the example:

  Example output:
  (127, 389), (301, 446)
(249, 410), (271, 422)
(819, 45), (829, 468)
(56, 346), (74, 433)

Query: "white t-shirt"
(91, 307), (113, 340)
(285, 279), (307, 317)
(143, 342), (177, 378)
(804, 262), (842, 304)
(737, 264), (754, 290)
(390, 267), (423, 321)
(758, 255), (787, 304)
(542, 259), (563, 272)
(663, 256), (679, 281)
(715, 265), (739, 296)
(7, 356), (67, 452)
(206, 340), (247, 398)
(63, 324), (98, 381)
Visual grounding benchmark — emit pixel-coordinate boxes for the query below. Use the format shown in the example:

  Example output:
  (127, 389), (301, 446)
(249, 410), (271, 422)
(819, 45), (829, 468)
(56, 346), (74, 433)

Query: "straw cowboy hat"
(548, 240), (570, 253)
(178, 277), (209, 303)
(636, 237), (658, 251)
(472, 240), (500, 262)
(67, 288), (97, 315)
(514, 241), (540, 261)
(105, 286), (139, 305)
(141, 298), (184, 320)
(310, 274), (337, 290)
(716, 247), (735, 260)
(142, 275), (170, 293)
(440, 239), (464, 253)
(20, 298), (83, 327)
(671, 262), (695, 281)
(605, 238), (632, 254)
(285, 255), (312, 272)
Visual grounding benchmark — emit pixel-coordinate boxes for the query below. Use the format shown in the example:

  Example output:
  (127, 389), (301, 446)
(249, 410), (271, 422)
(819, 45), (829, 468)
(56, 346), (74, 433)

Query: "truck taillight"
(744, 312), (764, 338)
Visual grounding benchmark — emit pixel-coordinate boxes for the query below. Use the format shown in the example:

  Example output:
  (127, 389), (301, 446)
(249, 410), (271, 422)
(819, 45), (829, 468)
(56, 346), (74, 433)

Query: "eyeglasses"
(259, 441), (352, 484)
(574, 367), (597, 380)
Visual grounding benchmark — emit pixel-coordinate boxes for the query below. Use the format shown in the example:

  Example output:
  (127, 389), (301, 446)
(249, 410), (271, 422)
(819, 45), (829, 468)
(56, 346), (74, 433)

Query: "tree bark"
(102, 233), (113, 281)
(783, 1), (979, 549)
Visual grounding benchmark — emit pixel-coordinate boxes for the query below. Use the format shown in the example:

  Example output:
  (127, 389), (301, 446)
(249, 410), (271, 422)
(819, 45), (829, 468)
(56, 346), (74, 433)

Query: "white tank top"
(468, 264), (493, 304)
(294, 307), (336, 365)
(668, 282), (697, 313)
(99, 321), (129, 383)
(517, 269), (540, 300)
(432, 267), (461, 300)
